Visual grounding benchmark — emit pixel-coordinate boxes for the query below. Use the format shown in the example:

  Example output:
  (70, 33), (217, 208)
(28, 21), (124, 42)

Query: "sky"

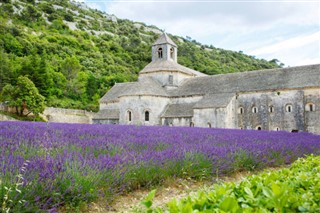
(78, 0), (319, 67)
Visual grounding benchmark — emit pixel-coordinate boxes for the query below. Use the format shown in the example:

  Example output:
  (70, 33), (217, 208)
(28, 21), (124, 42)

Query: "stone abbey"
(93, 33), (320, 134)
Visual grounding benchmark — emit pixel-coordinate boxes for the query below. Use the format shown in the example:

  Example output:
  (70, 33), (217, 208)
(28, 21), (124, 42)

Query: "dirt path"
(87, 171), (256, 213)
(108, 179), (210, 212)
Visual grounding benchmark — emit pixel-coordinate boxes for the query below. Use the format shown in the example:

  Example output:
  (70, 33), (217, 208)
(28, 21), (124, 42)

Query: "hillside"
(0, 0), (282, 111)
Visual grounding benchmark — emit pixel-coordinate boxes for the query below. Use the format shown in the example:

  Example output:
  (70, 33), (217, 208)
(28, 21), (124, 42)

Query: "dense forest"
(0, 0), (282, 111)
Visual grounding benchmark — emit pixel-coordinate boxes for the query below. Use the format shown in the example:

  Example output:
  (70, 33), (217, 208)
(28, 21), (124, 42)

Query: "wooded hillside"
(0, 0), (282, 111)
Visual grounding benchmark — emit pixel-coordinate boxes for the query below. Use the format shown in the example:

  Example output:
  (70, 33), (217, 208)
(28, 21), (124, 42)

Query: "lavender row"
(0, 121), (319, 211)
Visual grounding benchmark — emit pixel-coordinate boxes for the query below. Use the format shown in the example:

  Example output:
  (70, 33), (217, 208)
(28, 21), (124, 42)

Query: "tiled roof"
(194, 93), (235, 109)
(153, 33), (177, 47)
(140, 60), (207, 77)
(101, 64), (320, 108)
(161, 103), (195, 118)
(92, 108), (119, 119)
(100, 77), (168, 103)
(171, 64), (320, 97)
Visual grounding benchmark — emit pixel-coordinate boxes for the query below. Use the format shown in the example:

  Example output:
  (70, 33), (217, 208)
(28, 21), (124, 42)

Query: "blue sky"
(78, 0), (319, 67)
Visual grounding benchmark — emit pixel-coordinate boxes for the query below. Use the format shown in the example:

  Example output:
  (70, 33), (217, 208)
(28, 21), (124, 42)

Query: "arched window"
(252, 106), (258, 113)
(275, 127), (280, 131)
(158, 48), (163, 58)
(256, 126), (262, 130)
(127, 110), (132, 122)
(207, 122), (211, 128)
(305, 103), (315, 112)
(170, 47), (174, 59)
(268, 106), (274, 113)
(238, 107), (244, 114)
(190, 122), (194, 127)
(285, 104), (293, 113)
(145, 110), (149, 121)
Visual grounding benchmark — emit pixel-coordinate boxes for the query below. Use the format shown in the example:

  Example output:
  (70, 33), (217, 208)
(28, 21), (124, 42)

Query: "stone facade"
(93, 33), (320, 134)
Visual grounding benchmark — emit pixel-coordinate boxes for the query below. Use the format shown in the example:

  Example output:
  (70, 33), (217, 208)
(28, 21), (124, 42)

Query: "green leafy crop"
(161, 155), (320, 212)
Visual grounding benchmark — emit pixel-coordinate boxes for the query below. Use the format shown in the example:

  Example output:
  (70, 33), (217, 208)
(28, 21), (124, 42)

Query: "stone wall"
(235, 89), (320, 134)
(0, 103), (16, 114)
(139, 71), (192, 87)
(43, 107), (95, 124)
(194, 108), (227, 128)
(0, 103), (95, 124)
(304, 89), (320, 134)
(161, 117), (192, 126)
(118, 95), (170, 125)
(0, 114), (17, 121)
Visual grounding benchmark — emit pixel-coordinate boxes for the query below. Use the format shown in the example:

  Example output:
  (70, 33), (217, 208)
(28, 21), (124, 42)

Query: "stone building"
(93, 33), (320, 134)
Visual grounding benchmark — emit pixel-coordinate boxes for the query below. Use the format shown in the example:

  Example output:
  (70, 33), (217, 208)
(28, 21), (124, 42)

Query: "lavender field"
(1, 121), (320, 212)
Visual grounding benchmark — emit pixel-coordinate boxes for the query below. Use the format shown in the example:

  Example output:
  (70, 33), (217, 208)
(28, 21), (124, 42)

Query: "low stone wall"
(0, 103), (17, 121)
(43, 107), (95, 124)
(0, 103), (95, 124)
(0, 114), (17, 121)
(0, 102), (14, 113)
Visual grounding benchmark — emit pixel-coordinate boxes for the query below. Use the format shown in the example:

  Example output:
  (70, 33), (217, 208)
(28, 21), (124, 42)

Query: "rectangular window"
(128, 111), (131, 121)
(168, 75), (173, 85)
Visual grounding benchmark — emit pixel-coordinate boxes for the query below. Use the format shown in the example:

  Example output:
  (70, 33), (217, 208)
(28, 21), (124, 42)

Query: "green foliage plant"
(1, 160), (29, 213)
(1, 76), (45, 116)
(160, 155), (320, 212)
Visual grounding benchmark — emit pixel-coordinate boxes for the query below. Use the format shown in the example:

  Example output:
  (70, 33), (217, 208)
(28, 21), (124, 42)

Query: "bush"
(64, 13), (74, 22)
(160, 155), (320, 212)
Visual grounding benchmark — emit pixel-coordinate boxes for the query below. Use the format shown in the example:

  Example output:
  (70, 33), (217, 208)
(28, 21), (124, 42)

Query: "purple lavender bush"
(0, 121), (319, 211)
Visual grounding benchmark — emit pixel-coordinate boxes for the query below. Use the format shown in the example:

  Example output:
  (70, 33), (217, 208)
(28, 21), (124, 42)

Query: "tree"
(1, 76), (45, 116)
(64, 13), (74, 22)
(61, 56), (81, 80)
(0, 0), (12, 3)
(0, 52), (15, 90)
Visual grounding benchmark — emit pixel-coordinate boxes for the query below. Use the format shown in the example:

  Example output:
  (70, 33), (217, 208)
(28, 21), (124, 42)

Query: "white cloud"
(250, 31), (320, 56)
(249, 33), (320, 66)
(107, 1), (319, 29)
(87, 0), (320, 66)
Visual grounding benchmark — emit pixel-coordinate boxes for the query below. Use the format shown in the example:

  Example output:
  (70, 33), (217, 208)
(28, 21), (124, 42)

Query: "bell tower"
(152, 33), (177, 63)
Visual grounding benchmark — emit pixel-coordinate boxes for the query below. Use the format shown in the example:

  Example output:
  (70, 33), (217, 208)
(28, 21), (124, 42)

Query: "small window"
(256, 126), (262, 130)
(268, 106), (274, 113)
(238, 107), (244, 114)
(168, 75), (173, 85)
(252, 107), (258, 113)
(190, 122), (194, 127)
(170, 47), (174, 59)
(127, 110), (132, 122)
(286, 104), (293, 113)
(158, 48), (163, 58)
(207, 122), (211, 128)
(305, 103), (315, 112)
(145, 111), (149, 121)
(275, 127), (280, 131)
